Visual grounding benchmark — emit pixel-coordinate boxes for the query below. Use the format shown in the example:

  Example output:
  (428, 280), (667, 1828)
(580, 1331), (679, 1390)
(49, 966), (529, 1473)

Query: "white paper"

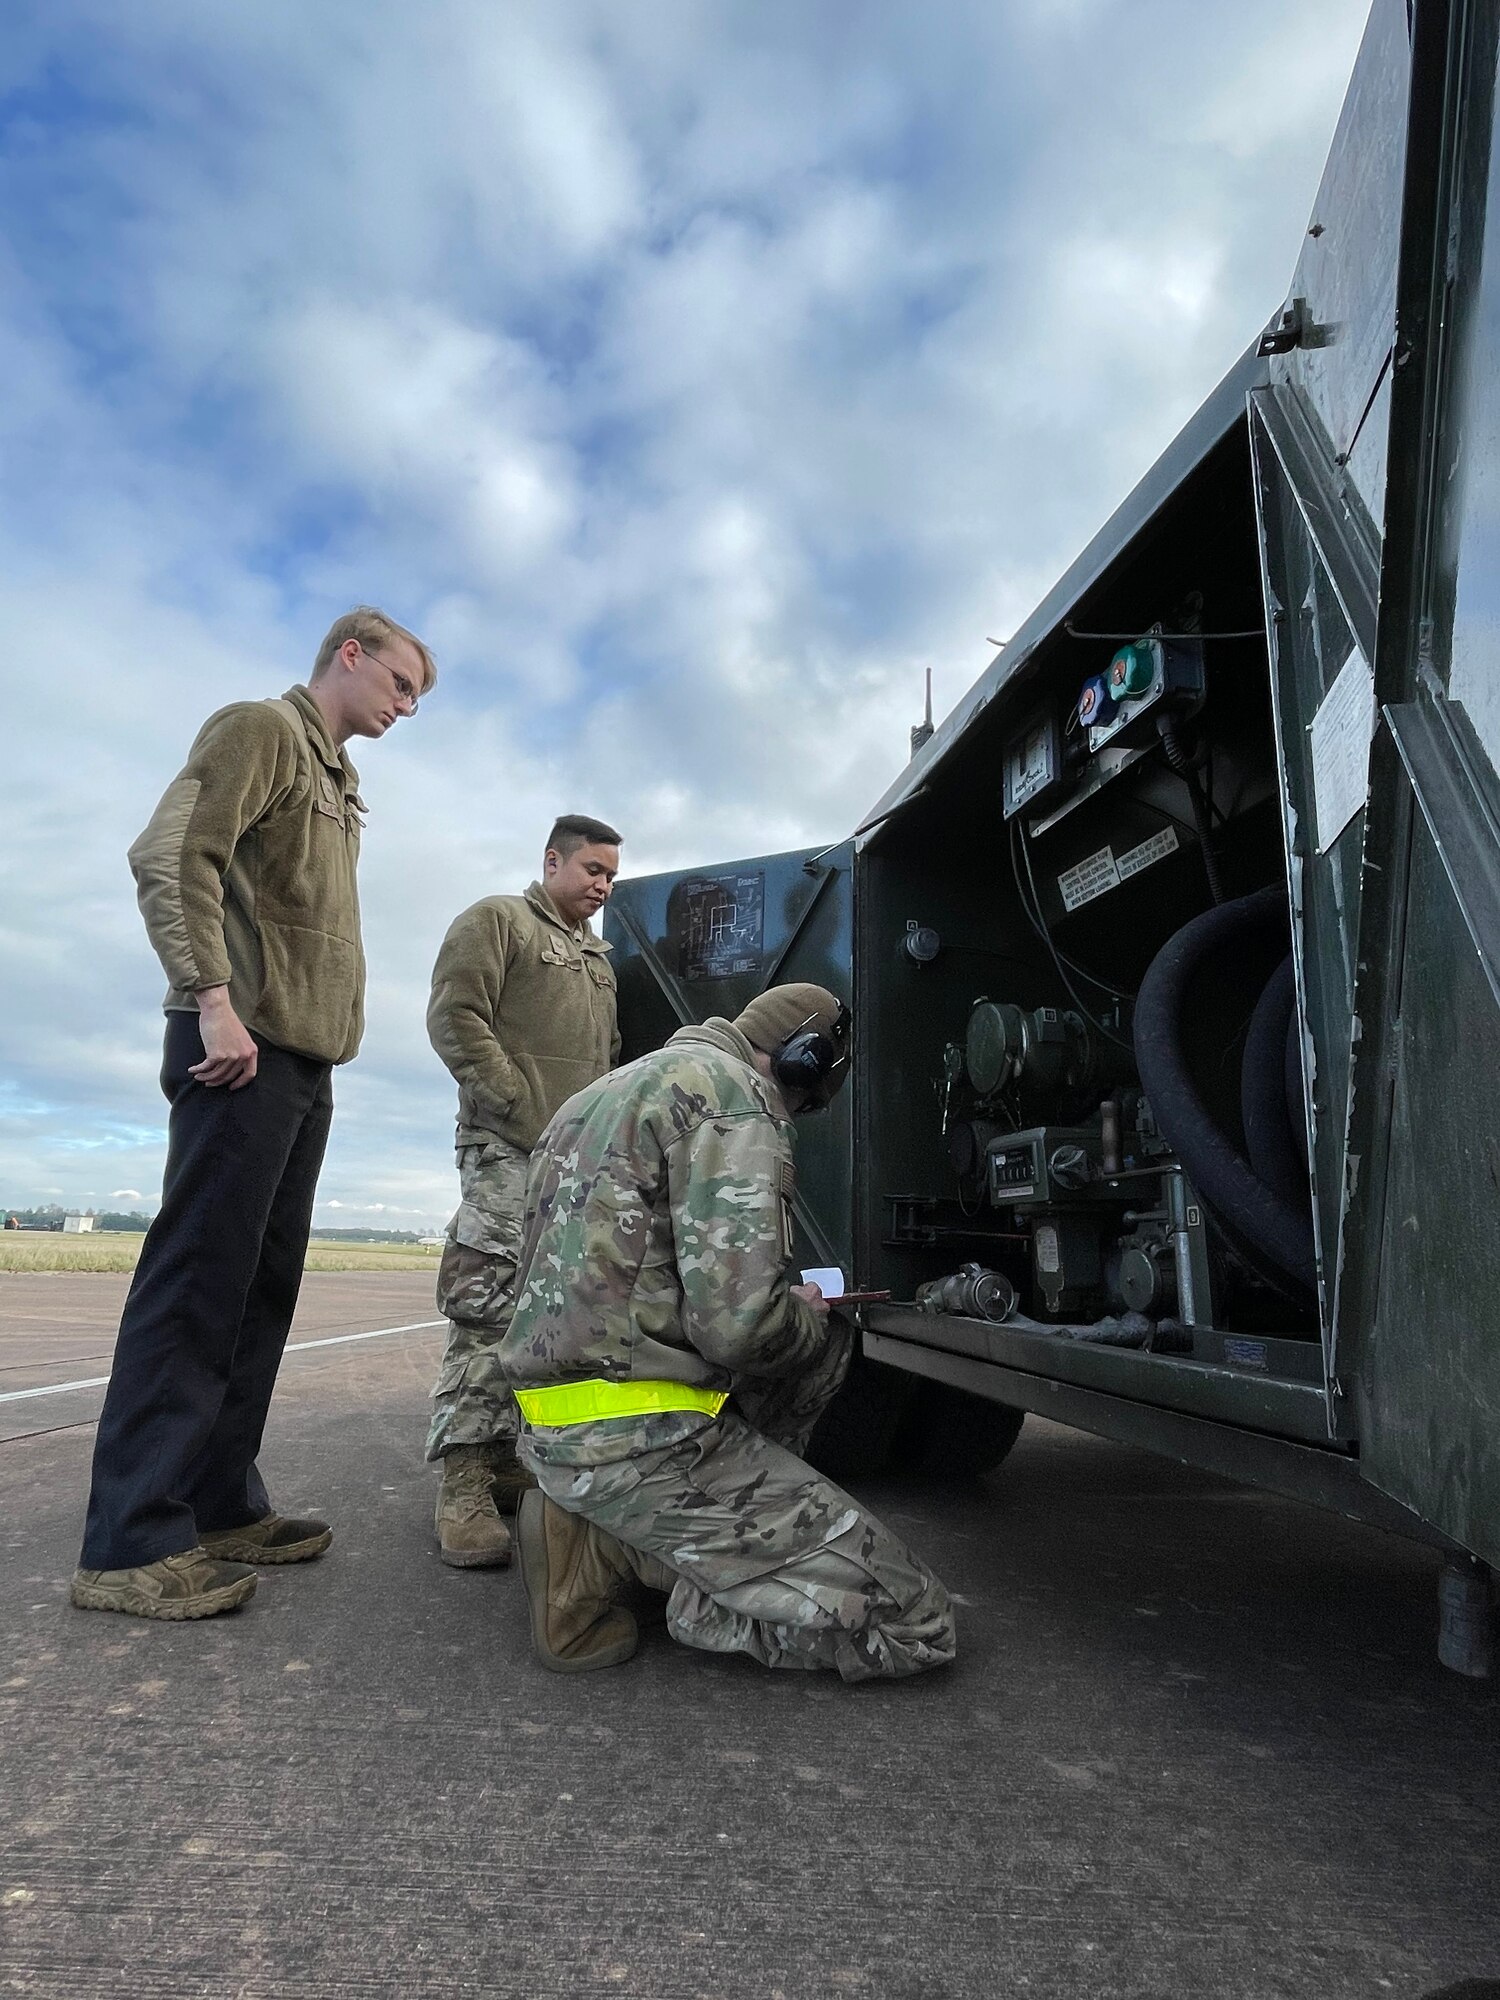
(801, 1266), (846, 1299)
(1310, 647), (1375, 853)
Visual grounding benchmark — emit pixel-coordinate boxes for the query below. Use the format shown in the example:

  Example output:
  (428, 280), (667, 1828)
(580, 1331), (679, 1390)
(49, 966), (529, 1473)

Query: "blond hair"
(312, 606), (438, 693)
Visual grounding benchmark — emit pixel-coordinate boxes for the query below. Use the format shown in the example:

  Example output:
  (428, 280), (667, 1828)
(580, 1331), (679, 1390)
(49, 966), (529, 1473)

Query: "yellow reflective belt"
(514, 1378), (729, 1427)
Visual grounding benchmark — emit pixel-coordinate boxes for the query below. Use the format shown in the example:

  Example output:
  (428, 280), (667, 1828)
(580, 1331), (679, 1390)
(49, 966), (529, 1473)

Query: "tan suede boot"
(488, 1443), (537, 1517)
(435, 1444), (513, 1568)
(200, 1513), (332, 1565)
(70, 1548), (257, 1620)
(515, 1490), (639, 1673)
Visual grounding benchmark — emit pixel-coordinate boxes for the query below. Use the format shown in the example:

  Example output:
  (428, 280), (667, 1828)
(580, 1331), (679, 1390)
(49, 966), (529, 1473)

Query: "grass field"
(0, 1232), (440, 1275)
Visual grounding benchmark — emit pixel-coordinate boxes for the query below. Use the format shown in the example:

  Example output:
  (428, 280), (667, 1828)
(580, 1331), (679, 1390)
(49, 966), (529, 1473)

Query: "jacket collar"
(283, 685), (360, 788)
(668, 1017), (788, 1115)
(525, 880), (610, 953)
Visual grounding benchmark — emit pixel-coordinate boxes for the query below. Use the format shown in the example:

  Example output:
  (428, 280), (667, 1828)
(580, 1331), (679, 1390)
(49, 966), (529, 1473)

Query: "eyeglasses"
(358, 643), (421, 714)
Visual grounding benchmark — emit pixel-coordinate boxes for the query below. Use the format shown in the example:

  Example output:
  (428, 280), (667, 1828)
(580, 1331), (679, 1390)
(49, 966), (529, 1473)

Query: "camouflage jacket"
(427, 882), (619, 1154)
(499, 1018), (828, 1465)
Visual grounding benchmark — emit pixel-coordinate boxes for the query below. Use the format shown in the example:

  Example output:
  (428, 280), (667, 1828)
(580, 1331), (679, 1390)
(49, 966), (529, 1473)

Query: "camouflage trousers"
(521, 1321), (956, 1682)
(426, 1138), (529, 1461)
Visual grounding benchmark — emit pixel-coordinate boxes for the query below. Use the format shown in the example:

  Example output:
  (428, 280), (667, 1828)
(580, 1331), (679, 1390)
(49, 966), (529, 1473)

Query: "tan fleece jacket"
(427, 882), (620, 1153)
(128, 686), (366, 1065)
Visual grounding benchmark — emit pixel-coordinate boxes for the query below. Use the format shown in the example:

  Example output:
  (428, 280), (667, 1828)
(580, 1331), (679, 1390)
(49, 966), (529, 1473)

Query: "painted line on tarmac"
(0, 1318), (445, 1407)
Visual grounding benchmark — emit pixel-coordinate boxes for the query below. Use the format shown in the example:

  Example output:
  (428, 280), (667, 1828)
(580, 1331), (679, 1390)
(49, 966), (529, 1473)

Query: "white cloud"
(0, 0), (1373, 1220)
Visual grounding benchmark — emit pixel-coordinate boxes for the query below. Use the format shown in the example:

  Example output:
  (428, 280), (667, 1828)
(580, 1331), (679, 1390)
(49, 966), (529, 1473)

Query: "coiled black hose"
(1241, 952), (1305, 1207)
(1134, 887), (1317, 1305)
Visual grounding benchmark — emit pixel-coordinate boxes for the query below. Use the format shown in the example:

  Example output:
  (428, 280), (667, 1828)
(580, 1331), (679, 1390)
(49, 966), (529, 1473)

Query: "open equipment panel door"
(1337, 1), (1500, 1570)
(1247, 0), (1410, 1426)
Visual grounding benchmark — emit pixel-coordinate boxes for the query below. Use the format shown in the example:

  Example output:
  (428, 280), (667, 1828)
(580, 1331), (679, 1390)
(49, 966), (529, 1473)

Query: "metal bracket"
(1257, 296), (1336, 357)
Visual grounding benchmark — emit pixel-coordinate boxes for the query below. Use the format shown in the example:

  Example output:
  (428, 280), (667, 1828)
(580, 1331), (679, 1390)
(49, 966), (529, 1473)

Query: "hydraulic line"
(1157, 717), (1225, 904)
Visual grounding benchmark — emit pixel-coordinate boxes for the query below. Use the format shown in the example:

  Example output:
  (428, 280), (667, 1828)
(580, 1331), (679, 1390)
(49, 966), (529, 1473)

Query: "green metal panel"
(604, 844), (854, 1273)
(866, 1304), (1331, 1441)
(1345, 0), (1500, 1564)
(1360, 818), (1500, 1560)
(861, 1329), (1452, 1548)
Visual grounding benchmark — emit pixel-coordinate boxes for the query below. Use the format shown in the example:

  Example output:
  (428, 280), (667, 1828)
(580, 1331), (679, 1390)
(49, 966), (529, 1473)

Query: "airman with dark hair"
(424, 817), (623, 1565)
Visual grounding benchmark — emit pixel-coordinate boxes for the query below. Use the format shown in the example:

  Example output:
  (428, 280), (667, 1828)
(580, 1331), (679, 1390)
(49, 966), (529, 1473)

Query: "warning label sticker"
(1058, 825), (1180, 911)
(1117, 826), (1180, 880)
(1058, 846), (1120, 910)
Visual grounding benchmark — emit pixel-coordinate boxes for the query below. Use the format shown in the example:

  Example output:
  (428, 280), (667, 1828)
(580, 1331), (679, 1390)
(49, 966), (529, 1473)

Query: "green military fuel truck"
(605, 0), (1500, 1674)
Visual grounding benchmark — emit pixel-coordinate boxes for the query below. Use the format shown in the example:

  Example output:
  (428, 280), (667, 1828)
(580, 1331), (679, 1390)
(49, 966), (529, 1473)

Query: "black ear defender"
(770, 1000), (852, 1108)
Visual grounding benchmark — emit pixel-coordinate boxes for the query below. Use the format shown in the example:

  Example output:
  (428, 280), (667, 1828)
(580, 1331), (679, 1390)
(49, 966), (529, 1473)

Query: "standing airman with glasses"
(72, 607), (436, 1620)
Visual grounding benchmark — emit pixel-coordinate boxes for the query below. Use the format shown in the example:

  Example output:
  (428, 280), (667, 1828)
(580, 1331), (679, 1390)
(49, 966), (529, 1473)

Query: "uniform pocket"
(451, 1196), (524, 1260)
(254, 921), (359, 1061)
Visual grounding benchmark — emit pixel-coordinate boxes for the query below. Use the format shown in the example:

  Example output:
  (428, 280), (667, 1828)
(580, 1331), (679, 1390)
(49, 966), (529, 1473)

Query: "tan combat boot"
(515, 1490), (639, 1673)
(200, 1513), (332, 1565)
(70, 1548), (257, 1620)
(435, 1444), (513, 1568)
(488, 1441), (537, 1517)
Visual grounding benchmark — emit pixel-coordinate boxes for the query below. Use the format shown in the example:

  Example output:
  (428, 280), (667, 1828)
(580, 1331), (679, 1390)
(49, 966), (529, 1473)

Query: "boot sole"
(70, 1573), (257, 1620)
(439, 1542), (512, 1569)
(515, 1494), (638, 1674)
(199, 1529), (333, 1565)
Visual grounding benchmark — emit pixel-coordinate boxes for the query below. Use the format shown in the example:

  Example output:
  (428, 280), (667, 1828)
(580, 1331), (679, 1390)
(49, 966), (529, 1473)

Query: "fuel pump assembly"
(898, 877), (1314, 1343)
(920, 989), (1214, 1336)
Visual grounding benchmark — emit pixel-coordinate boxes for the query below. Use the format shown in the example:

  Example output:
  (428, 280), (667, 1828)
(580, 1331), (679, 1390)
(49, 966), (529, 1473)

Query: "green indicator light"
(1107, 640), (1156, 696)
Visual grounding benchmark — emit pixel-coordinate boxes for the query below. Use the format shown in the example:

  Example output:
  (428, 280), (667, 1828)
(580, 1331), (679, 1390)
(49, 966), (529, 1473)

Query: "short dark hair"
(546, 814), (623, 860)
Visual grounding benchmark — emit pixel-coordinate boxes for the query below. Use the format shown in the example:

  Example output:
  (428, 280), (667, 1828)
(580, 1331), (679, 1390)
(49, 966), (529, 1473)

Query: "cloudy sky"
(2, 0), (1372, 1230)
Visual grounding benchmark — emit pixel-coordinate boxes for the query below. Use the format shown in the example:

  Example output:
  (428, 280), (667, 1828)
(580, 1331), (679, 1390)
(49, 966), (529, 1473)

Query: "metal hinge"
(1257, 297), (1334, 357)
(1259, 298), (1309, 356)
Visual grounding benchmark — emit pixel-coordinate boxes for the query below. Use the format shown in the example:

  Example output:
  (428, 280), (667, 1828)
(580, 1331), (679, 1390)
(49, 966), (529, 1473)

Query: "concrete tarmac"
(1, 1272), (1497, 2000)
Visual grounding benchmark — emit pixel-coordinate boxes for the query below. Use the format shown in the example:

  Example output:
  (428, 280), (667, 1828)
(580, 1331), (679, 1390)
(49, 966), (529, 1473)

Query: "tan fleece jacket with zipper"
(127, 685), (367, 1066)
(427, 882), (620, 1154)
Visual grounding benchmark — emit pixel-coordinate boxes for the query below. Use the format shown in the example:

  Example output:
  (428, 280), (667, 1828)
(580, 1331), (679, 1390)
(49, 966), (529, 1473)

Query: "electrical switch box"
(1086, 633), (1205, 752)
(1002, 708), (1070, 819)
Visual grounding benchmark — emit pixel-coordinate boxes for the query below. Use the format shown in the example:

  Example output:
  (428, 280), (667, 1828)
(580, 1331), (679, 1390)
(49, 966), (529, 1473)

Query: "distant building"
(63, 1212), (97, 1234)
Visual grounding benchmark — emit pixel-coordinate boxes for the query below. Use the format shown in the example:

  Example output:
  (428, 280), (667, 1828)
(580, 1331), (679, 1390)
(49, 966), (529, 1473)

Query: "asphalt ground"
(1, 1272), (1498, 2000)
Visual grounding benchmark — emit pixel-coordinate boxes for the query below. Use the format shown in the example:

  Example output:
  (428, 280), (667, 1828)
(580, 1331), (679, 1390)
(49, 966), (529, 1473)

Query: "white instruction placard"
(1058, 845), (1121, 911)
(1310, 647), (1375, 853)
(1116, 825), (1180, 880)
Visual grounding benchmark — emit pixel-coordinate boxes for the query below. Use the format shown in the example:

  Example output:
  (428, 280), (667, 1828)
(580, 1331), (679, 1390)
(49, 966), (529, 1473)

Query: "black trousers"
(80, 1012), (334, 1570)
